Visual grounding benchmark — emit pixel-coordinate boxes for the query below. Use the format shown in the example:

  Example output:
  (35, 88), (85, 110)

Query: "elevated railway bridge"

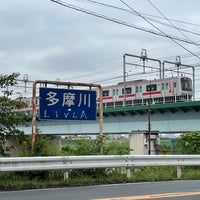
(19, 100), (200, 135)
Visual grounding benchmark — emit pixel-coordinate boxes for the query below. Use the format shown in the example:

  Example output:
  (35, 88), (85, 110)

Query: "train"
(98, 76), (193, 108)
(16, 76), (193, 114)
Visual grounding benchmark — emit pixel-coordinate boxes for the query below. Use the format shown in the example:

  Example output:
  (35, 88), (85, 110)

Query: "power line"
(50, 0), (200, 46)
(119, 0), (200, 60)
(74, 0), (200, 60)
(60, 65), (122, 81)
(78, 0), (200, 37)
(147, 0), (200, 50)
(143, 15), (200, 37)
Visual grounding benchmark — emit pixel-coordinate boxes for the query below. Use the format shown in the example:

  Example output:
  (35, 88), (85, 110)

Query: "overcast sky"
(1, 0), (200, 96)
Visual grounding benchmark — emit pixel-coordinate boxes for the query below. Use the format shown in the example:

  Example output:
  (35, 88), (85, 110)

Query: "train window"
(112, 89), (118, 96)
(161, 83), (165, 90)
(26, 110), (31, 115)
(116, 89), (119, 95)
(136, 86), (139, 93)
(181, 77), (192, 91)
(146, 84), (157, 92)
(140, 86), (142, 93)
(122, 87), (132, 94)
(112, 89), (115, 96)
(127, 87), (132, 94)
(165, 82), (169, 90)
(103, 90), (109, 97)
(173, 82), (177, 88)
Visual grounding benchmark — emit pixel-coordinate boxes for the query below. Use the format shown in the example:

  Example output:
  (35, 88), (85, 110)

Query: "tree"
(0, 73), (28, 156)
(18, 130), (60, 157)
(180, 131), (200, 154)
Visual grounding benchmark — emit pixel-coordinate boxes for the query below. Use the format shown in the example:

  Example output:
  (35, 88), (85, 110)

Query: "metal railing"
(99, 93), (197, 109)
(195, 90), (200, 101)
(1, 155), (200, 179)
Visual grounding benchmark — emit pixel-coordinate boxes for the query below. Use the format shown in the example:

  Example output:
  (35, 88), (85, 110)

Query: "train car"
(15, 96), (39, 116)
(16, 76), (193, 112)
(99, 76), (193, 108)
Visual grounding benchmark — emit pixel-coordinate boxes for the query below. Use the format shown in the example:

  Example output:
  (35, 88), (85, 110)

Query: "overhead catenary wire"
(11, 0), (200, 93)
(61, 56), (200, 85)
(147, 0), (200, 51)
(60, 65), (122, 81)
(50, 0), (200, 46)
(73, 0), (200, 61)
(119, 0), (200, 60)
(11, 61), (200, 96)
(77, 0), (200, 37)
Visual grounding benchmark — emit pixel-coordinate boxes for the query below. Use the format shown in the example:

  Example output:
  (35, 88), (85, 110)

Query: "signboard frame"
(31, 80), (103, 154)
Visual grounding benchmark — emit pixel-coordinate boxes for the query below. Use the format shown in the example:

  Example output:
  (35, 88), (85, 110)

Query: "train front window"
(181, 78), (192, 91)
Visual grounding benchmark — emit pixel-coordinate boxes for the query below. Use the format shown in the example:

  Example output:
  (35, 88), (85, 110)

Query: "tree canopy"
(180, 131), (200, 154)
(0, 73), (28, 156)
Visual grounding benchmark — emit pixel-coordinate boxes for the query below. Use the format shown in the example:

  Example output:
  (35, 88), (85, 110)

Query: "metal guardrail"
(1, 155), (200, 179)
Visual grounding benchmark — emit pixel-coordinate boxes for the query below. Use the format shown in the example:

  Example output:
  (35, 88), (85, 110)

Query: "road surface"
(0, 180), (200, 200)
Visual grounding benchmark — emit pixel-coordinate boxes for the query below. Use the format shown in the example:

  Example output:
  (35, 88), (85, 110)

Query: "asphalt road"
(0, 180), (200, 200)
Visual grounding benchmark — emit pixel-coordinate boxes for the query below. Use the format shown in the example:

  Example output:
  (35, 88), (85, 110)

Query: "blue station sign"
(39, 88), (97, 120)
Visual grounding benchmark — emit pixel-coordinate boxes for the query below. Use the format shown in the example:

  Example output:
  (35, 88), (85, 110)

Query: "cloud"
(0, 0), (200, 91)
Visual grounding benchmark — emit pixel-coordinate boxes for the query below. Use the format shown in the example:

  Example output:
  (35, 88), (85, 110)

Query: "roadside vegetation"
(1, 134), (200, 191)
(0, 73), (200, 190)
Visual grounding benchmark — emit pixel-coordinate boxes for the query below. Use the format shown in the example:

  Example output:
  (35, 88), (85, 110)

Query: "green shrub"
(18, 133), (60, 157)
(62, 138), (98, 155)
(104, 139), (129, 155)
(180, 132), (200, 154)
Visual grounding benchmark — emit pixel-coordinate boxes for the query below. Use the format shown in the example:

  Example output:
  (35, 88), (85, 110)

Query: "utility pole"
(141, 49), (147, 74)
(123, 49), (161, 106)
(148, 80), (151, 155)
(148, 105), (151, 155)
(23, 74), (29, 92)
(162, 58), (195, 100)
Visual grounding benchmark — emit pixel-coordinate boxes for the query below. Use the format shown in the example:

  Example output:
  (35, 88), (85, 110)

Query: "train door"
(172, 80), (177, 101)
(161, 82), (166, 103)
(112, 88), (119, 107)
(135, 85), (142, 105)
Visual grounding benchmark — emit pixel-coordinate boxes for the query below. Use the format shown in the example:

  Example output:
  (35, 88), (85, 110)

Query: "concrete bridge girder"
(18, 109), (200, 135)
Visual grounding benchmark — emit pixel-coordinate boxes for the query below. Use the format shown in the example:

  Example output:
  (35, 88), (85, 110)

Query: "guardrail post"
(126, 167), (131, 179)
(64, 170), (69, 180)
(177, 166), (182, 179)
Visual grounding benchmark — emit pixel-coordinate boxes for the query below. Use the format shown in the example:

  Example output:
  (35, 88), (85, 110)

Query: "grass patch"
(182, 166), (200, 179)
(0, 166), (200, 191)
(131, 166), (177, 182)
